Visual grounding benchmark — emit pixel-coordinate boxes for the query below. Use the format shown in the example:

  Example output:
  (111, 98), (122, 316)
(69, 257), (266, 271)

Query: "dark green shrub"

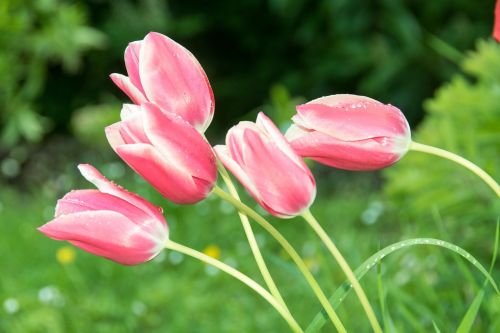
(0, 0), (105, 147)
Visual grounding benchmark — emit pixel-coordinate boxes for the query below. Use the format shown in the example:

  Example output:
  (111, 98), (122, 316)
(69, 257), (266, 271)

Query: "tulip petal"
(139, 32), (214, 131)
(120, 104), (141, 121)
(255, 112), (308, 172)
(242, 129), (315, 217)
(296, 98), (410, 141)
(124, 41), (145, 94)
(119, 114), (151, 145)
(110, 74), (148, 105)
(105, 122), (127, 151)
(115, 143), (207, 204)
(495, 0), (500, 42)
(55, 189), (153, 225)
(141, 103), (216, 183)
(213, 145), (259, 196)
(39, 210), (161, 265)
(290, 131), (406, 171)
(77, 164), (166, 222)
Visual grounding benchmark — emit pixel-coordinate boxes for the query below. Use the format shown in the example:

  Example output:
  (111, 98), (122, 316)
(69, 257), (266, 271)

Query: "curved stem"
(410, 141), (500, 197)
(213, 186), (347, 333)
(165, 239), (303, 333)
(216, 160), (289, 313)
(302, 209), (383, 333)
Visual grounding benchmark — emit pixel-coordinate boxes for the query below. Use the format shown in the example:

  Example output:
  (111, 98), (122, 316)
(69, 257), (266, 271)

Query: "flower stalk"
(217, 160), (290, 313)
(410, 141), (500, 197)
(165, 239), (303, 333)
(213, 185), (347, 333)
(301, 209), (383, 333)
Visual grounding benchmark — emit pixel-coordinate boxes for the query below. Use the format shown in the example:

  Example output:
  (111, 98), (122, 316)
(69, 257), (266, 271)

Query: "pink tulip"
(110, 32), (214, 132)
(286, 94), (411, 171)
(214, 113), (316, 217)
(38, 164), (169, 265)
(105, 103), (217, 204)
(494, 0), (500, 42)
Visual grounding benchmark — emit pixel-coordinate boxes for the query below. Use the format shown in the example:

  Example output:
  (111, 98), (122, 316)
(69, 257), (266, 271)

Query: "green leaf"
(432, 321), (442, 333)
(455, 288), (485, 333)
(455, 221), (499, 333)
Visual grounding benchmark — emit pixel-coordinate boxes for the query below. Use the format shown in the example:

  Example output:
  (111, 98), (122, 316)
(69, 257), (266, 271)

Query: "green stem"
(216, 160), (289, 312)
(410, 141), (500, 197)
(302, 209), (383, 333)
(165, 239), (303, 333)
(212, 186), (347, 333)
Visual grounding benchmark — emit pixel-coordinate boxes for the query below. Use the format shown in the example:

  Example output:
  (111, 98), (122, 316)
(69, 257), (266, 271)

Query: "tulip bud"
(494, 0), (500, 42)
(105, 103), (217, 204)
(38, 164), (169, 265)
(286, 94), (411, 171)
(214, 113), (316, 217)
(110, 32), (214, 132)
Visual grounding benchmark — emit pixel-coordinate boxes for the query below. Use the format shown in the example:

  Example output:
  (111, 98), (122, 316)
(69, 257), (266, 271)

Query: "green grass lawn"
(0, 167), (498, 332)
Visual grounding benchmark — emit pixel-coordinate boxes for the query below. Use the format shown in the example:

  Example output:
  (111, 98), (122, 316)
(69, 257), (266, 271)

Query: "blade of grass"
(455, 288), (485, 333)
(305, 238), (498, 333)
(377, 260), (396, 333)
(455, 220), (499, 333)
(432, 321), (442, 333)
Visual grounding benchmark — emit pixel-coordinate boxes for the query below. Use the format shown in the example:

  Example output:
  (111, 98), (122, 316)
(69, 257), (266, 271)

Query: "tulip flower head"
(286, 94), (411, 171)
(106, 103), (217, 204)
(110, 32), (214, 132)
(494, 0), (500, 42)
(38, 164), (169, 265)
(214, 113), (316, 218)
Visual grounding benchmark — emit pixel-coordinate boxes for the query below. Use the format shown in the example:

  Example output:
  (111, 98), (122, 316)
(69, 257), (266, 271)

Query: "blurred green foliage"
(0, 0), (105, 147)
(385, 40), (500, 226)
(2, 0), (494, 149)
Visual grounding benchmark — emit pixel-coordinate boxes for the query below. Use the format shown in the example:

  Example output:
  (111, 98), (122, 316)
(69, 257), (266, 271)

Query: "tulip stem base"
(301, 209), (383, 333)
(216, 160), (290, 313)
(213, 186), (347, 333)
(165, 239), (303, 333)
(409, 141), (500, 197)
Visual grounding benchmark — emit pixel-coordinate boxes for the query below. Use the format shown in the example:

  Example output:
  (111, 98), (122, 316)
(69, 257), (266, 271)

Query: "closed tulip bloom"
(38, 164), (169, 265)
(286, 94), (411, 171)
(106, 103), (217, 204)
(110, 32), (214, 132)
(214, 113), (316, 218)
(494, 0), (500, 42)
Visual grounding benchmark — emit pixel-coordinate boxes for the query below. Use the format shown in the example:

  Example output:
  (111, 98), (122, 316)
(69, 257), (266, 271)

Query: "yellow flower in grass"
(56, 246), (76, 264)
(202, 244), (221, 260)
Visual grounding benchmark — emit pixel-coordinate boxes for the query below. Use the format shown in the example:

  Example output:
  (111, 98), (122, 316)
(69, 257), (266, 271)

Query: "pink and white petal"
(296, 99), (410, 141)
(124, 41), (145, 94)
(242, 130), (316, 217)
(105, 122), (127, 151)
(141, 103), (216, 182)
(225, 122), (258, 165)
(109, 73), (148, 105)
(255, 112), (308, 172)
(115, 143), (205, 204)
(284, 124), (311, 141)
(139, 32), (214, 131)
(213, 145), (259, 197)
(120, 104), (141, 121)
(38, 210), (162, 265)
(77, 164), (166, 222)
(308, 94), (380, 107)
(290, 131), (404, 171)
(120, 114), (151, 145)
(55, 189), (153, 226)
